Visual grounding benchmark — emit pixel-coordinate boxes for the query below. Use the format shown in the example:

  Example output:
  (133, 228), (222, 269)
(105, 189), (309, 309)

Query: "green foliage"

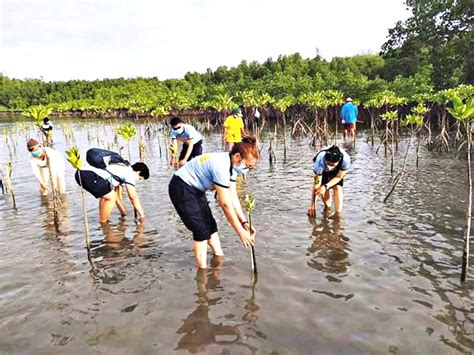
(116, 122), (137, 140)
(403, 113), (423, 127)
(22, 105), (52, 127)
(448, 96), (474, 123)
(245, 194), (256, 214)
(66, 146), (83, 170)
(380, 110), (398, 122)
(380, 0), (473, 89)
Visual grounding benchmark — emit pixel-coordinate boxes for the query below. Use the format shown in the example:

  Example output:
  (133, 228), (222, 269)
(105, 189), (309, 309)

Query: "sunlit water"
(0, 117), (472, 354)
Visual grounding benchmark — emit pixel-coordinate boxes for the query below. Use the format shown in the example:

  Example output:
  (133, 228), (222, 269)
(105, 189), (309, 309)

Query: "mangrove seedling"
(245, 194), (257, 273)
(380, 110), (398, 174)
(169, 144), (178, 168)
(116, 122), (137, 161)
(448, 95), (474, 282)
(22, 106), (53, 145)
(4, 162), (17, 209)
(66, 146), (91, 250)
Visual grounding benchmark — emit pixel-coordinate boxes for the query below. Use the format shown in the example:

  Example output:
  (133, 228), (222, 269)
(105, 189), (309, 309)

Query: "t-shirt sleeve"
(185, 125), (196, 140)
(340, 152), (351, 170)
(313, 153), (325, 175)
(170, 130), (178, 139)
(122, 167), (136, 186)
(107, 165), (136, 186)
(230, 169), (237, 183)
(30, 159), (43, 183)
(223, 117), (230, 128)
(239, 118), (244, 129)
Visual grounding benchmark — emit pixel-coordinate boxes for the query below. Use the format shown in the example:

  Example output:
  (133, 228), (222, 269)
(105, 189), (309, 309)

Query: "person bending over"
(169, 116), (204, 168)
(169, 136), (259, 269)
(308, 145), (351, 217)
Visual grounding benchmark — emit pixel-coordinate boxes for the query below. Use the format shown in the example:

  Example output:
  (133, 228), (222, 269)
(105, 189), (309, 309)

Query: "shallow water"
(0, 117), (473, 354)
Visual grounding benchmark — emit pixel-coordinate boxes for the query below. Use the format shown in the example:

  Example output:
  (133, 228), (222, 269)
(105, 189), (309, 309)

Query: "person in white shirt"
(27, 138), (66, 196)
(75, 153), (149, 223)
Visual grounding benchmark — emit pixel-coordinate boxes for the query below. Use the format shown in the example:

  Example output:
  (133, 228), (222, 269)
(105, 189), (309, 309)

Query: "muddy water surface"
(0, 117), (472, 354)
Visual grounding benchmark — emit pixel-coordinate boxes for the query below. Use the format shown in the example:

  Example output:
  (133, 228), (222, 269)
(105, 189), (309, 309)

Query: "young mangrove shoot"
(245, 194), (257, 274)
(66, 146), (91, 251)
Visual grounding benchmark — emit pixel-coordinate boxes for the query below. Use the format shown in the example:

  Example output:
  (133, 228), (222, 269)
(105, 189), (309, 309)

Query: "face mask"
(173, 127), (184, 134)
(326, 163), (338, 171)
(31, 150), (42, 158)
(233, 162), (249, 176)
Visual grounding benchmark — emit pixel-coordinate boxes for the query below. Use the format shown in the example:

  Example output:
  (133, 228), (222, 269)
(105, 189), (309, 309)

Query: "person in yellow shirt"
(222, 107), (247, 151)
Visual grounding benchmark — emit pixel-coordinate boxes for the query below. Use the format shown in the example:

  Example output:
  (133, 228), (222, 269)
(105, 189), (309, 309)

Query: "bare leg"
(350, 128), (355, 141)
(207, 232), (224, 256)
(193, 240), (208, 269)
(56, 172), (66, 194)
(323, 189), (331, 208)
(99, 190), (117, 223)
(333, 185), (344, 213)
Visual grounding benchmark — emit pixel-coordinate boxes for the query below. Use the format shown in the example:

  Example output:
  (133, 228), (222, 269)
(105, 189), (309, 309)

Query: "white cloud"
(1, 0), (410, 81)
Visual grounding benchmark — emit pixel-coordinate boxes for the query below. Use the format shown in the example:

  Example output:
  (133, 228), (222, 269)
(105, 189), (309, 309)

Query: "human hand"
(341, 120), (345, 124)
(307, 205), (316, 217)
(316, 185), (327, 196)
(178, 160), (186, 168)
(242, 222), (256, 235)
(238, 228), (255, 248)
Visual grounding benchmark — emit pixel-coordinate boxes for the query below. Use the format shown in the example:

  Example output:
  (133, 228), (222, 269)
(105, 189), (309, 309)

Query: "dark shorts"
(179, 140), (203, 161)
(75, 170), (112, 199)
(343, 123), (355, 130)
(322, 169), (344, 189)
(168, 175), (218, 241)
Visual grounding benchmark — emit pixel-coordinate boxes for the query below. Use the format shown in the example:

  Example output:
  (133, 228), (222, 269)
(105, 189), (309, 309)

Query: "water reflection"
(40, 194), (70, 237)
(307, 214), (351, 275)
(175, 261), (241, 353)
(88, 221), (154, 288)
(175, 260), (264, 353)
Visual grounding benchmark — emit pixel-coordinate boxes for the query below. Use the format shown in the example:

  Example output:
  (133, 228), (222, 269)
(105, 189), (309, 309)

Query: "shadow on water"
(175, 258), (262, 354)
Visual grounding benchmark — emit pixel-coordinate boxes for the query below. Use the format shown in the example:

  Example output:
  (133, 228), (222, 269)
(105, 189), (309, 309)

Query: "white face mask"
(173, 126), (184, 134)
(326, 163), (338, 171)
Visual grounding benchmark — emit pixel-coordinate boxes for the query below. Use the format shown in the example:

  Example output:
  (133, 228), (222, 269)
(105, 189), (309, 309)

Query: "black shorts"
(75, 170), (112, 198)
(321, 169), (344, 189)
(168, 175), (218, 241)
(179, 140), (203, 161)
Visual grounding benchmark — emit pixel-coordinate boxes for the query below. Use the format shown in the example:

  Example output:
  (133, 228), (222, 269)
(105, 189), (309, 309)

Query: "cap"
(27, 138), (41, 151)
(346, 97), (353, 102)
(232, 107), (242, 116)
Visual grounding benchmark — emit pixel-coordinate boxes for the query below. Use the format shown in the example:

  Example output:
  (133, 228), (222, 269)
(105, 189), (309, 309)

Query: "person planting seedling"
(308, 145), (351, 217)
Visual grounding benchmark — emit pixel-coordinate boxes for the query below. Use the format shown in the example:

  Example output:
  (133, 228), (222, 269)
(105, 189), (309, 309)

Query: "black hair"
(170, 116), (182, 127)
(131, 162), (150, 180)
(43, 118), (50, 124)
(324, 145), (342, 163)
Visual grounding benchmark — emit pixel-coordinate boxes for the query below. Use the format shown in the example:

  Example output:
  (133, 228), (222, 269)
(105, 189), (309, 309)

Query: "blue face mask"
(31, 150), (42, 157)
(233, 162), (249, 176)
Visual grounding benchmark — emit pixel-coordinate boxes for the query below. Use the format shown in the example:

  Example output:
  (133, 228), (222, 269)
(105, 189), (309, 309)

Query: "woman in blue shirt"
(169, 137), (259, 269)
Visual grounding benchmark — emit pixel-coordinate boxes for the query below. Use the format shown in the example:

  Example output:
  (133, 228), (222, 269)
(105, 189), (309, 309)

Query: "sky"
(1, 0), (410, 82)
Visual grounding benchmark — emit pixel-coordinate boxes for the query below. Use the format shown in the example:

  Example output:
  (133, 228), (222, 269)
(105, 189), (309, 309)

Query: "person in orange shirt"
(222, 107), (247, 151)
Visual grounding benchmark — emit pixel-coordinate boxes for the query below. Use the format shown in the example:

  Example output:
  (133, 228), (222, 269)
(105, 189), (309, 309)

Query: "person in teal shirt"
(340, 97), (358, 141)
